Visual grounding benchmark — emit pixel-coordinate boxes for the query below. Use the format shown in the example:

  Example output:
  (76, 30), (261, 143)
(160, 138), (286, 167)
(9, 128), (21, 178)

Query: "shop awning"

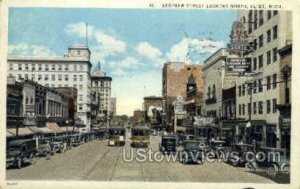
(7, 130), (15, 137)
(29, 126), (54, 134)
(7, 127), (36, 136)
(176, 126), (187, 132)
(46, 122), (64, 133)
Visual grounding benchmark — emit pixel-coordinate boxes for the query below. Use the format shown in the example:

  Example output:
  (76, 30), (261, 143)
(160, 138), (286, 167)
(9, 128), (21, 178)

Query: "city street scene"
(6, 7), (291, 184)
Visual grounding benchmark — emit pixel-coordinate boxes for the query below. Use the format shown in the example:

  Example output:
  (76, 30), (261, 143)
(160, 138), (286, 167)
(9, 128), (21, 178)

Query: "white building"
(235, 10), (292, 147)
(91, 67), (112, 125)
(8, 45), (92, 130)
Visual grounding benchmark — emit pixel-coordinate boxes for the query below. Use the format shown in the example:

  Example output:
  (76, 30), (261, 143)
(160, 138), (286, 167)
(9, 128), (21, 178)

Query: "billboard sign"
(226, 57), (251, 73)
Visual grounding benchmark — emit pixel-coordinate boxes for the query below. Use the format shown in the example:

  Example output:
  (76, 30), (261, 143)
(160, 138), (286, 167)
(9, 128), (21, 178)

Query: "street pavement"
(6, 133), (278, 183)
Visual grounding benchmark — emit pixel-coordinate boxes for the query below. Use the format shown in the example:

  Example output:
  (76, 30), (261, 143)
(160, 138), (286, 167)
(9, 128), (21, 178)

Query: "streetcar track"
(109, 148), (122, 181)
(82, 149), (110, 180)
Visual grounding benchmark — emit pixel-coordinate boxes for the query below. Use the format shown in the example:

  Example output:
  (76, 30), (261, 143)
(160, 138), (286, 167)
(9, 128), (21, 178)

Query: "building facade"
(91, 70), (112, 126)
(235, 10), (292, 147)
(143, 96), (162, 125)
(162, 62), (204, 131)
(7, 45), (92, 130)
(203, 48), (238, 119)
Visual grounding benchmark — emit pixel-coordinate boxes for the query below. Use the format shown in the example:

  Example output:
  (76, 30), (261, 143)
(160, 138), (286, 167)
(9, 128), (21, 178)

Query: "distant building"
(110, 97), (117, 117)
(7, 45), (92, 130)
(162, 62), (204, 131)
(133, 110), (145, 125)
(91, 64), (112, 125)
(143, 96), (162, 126)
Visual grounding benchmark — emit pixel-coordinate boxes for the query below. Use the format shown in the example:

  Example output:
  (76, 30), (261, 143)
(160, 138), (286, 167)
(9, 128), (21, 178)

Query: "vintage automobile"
(108, 127), (126, 146)
(71, 134), (84, 147)
(159, 134), (178, 154)
(6, 139), (35, 169)
(131, 126), (150, 148)
(245, 147), (290, 177)
(35, 138), (53, 157)
(49, 136), (67, 153)
(208, 140), (226, 159)
(180, 140), (203, 164)
(226, 143), (254, 166)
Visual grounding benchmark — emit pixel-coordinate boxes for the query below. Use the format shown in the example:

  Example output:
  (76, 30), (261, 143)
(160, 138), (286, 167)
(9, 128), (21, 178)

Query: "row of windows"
(92, 81), (111, 87)
(249, 25), (277, 52)
(247, 10), (278, 34)
(10, 63), (87, 72)
(238, 99), (277, 116)
(17, 74), (84, 82)
(238, 74), (277, 96)
(252, 47), (277, 70)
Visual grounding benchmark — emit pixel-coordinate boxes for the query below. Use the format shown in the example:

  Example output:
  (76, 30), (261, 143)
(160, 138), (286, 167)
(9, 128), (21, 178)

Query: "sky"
(8, 8), (237, 116)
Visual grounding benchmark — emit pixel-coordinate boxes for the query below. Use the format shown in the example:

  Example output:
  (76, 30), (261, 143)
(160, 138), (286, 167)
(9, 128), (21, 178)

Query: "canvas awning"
(7, 130), (15, 137)
(46, 122), (64, 133)
(29, 126), (54, 134)
(7, 127), (36, 136)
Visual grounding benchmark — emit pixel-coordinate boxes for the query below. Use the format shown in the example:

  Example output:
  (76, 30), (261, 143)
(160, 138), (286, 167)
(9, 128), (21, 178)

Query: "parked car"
(226, 143), (254, 166)
(6, 139), (35, 169)
(49, 136), (67, 153)
(35, 138), (53, 157)
(245, 147), (290, 177)
(159, 134), (177, 154)
(180, 140), (203, 164)
(208, 139), (226, 159)
(72, 134), (84, 147)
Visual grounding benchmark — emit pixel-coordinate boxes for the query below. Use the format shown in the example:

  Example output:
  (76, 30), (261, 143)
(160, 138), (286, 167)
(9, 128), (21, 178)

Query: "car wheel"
(267, 164), (279, 177)
(17, 159), (22, 169)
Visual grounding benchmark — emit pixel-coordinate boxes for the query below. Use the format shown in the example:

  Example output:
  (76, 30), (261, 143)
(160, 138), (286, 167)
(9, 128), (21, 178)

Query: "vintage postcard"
(1, 0), (300, 189)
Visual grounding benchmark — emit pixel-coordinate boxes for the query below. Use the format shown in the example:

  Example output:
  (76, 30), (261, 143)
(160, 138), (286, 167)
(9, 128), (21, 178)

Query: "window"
(253, 10), (258, 29)
(52, 65), (55, 71)
(212, 84), (216, 98)
(253, 57), (257, 70)
(267, 51), (271, 64)
(73, 75), (77, 81)
(79, 95), (83, 101)
(267, 10), (272, 20)
(31, 64), (35, 71)
(273, 10), (278, 16)
(45, 75), (49, 81)
(79, 104), (83, 111)
(79, 84), (83, 90)
(38, 64), (42, 71)
(74, 65), (77, 71)
(79, 75), (83, 81)
(242, 104), (245, 115)
(58, 84), (62, 87)
(272, 99), (277, 113)
(273, 48), (278, 62)
(31, 74), (35, 80)
(273, 74), (277, 89)
(242, 84), (245, 96)
(267, 76), (271, 90)
(25, 74), (28, 79)
(65, 84), (68, 87)
(258, 79), (263, 92)
(9, 64), (13, 70)
(259, 10), (264, 26)
(253, 80), (257, 93)
(253, 102), (257, 115)
(45, 64), (49, 71)
(73, 84), (77, 88)
(25, 64), (29, 70)
(58, 64), (62, 71)
(247, 83), (252, 95)
(258, 34), (264, 48)
(238, 86), (241, 97)
(258, 101), (263, 114)
(58, 74), (62, 81)
(65, 65), (69, 71)
(52, 74), (55, 81)
(18, 74), (22, 80)
(253, 39), (257, 50)
(273, 25), (278, 40)
(65, 74), (69, 81)
(38, 74), (42, 81)
(258, 55), (263, 68)
(80, 65), (83, 70)
(238, 104), (241, 115)
(248, 11), (253, 34)
(267, 30), (271, 43)
(45, 84), (49, 87)
(267, 100), (271, 114)
(248, 103), (251, 115)
(51, 84), (55, 87)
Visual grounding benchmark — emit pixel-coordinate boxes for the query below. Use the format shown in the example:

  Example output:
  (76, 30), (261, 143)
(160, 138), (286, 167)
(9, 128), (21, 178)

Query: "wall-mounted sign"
(228, 21), (249, 55)
(226, 57), (251, 73)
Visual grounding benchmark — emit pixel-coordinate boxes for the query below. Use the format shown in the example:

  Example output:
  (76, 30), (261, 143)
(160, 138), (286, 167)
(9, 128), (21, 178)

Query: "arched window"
(207, 86), (211, 98)
(212, 84), (216, 98)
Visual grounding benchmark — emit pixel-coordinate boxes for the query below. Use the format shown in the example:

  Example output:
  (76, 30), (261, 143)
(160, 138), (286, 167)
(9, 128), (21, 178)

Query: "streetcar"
(130, 126), (150, 148)
(108, 126), (126, 146)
